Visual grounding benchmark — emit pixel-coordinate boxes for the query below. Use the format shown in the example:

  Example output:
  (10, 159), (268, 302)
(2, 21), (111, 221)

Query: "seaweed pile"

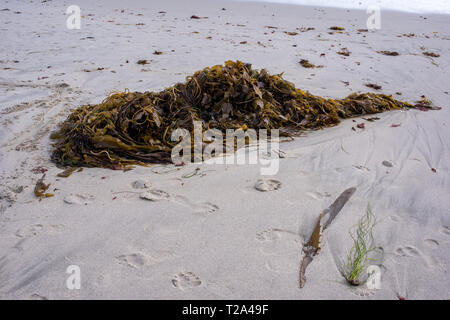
(51, 60), (432, 169)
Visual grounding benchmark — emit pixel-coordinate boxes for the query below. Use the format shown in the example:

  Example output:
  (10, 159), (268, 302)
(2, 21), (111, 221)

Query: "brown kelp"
(51, 60), (436, 169)
(34, 174), (54, 199)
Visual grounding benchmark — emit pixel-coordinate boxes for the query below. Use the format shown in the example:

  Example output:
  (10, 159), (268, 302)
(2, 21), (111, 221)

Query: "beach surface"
(0, 0), (449, 299)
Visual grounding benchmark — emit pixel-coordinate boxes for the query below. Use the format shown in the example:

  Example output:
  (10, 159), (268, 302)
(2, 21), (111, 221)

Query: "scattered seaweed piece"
(297, 27), (315, 32)
(363, 117), (380, 122)
(34, 174), (54, 199)
(284, 31), (298, 36)
(414, 97), (441, 111)
(153, 51), (163, 55)
(329, 26), (345, 31)
(31, 166), (48, 174)
(137, 59), (150, 65)
(299, 59), (317, 68)
(190, 15), (207, 19)
(423, 51), (440, 58)
(377, 50), (399, 56)
(51, 60), (438, 169)
(337, 48), (351, 56)
(57, 167), (82, 178)
(365, 83), (382, 90)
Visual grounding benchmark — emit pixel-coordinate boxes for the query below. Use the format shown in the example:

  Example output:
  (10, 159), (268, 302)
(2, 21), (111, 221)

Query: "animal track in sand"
(352, 288), (376, 297)
(15, 224), (43, 237)
(139, 190), (220, 215)
(132, 180), (151, 189)
(116, 250), (176, 269)
(116, 253), (152, 268)
(306, 191), (331, 200)
(394, 245), (438, 268)
(395, 246), (421, 258)
(256, 229), (282, 242)
(171, 272), (202, 290)
(63, 193), (95, 205)
(439, 225), (450, 236)
(254, 179), (281, 192)
(191, 202), (219, 215)
(256, 228), (301, 274)
(139, 189), (170, 201)
(424, 239), (439, 248)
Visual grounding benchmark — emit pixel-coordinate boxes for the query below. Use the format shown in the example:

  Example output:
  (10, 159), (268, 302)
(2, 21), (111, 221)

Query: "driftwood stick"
(299, 187), (356, 288)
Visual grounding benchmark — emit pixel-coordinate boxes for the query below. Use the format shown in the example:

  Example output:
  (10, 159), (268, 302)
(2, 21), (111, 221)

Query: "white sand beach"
(0, 0), (449, 299)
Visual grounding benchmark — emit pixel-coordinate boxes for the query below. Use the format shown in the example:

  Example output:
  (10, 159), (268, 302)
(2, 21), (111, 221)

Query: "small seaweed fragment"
(34, 174), (54, 199)
(414, 97), (441, 111)
(137, 59), (150, 65)
(297, 27), (315, 32)
(423, 51), (440, 58)
(190, 15), (207, 19)
(57, 167), (81, 178)
(365, 83), (382, 90)
(337, 48), (351, 56)
(284, 31), (298, 36)
(153, 51), (163, 55)
(343, 205), (378, 286)
(329, 26), (345, 31)
(299, 59), (316, 68)
(377, 50), (399, 56)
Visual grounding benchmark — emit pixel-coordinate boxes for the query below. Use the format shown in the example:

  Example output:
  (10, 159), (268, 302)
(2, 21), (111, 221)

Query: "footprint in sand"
(254, 179), (281, 192)
(394, 245), (438, 268)
(171, 272), (202, 290)
(306, 191), (331, 200)
(63, 194), (95, 205)
(439, 225), (450, 236)
(116, 253), (152, 268)
(395, 246), (421, 258)
(116, 250), (176, 269)
(352, 288), (377, 297)
(256, 228), (300, 274)
(140, 190), (219, 215)
(191, 202), (219, 215)
(16, 224), (43, 237)
(424, 239), (439, 249)
(139, 189), (170, 201)
(132, 180), (151, 189)
(256, 229), (282, 242)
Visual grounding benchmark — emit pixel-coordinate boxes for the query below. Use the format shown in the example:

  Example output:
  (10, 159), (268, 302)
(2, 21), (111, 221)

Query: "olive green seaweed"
(51, 60), (437, 169)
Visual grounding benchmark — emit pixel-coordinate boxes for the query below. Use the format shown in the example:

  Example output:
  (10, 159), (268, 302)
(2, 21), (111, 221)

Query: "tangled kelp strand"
(34, 174), (54, 199)
(51, 60), (438, 169)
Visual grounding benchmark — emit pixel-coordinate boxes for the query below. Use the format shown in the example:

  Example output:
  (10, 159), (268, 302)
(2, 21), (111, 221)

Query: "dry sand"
(0, 0), (449, 299)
